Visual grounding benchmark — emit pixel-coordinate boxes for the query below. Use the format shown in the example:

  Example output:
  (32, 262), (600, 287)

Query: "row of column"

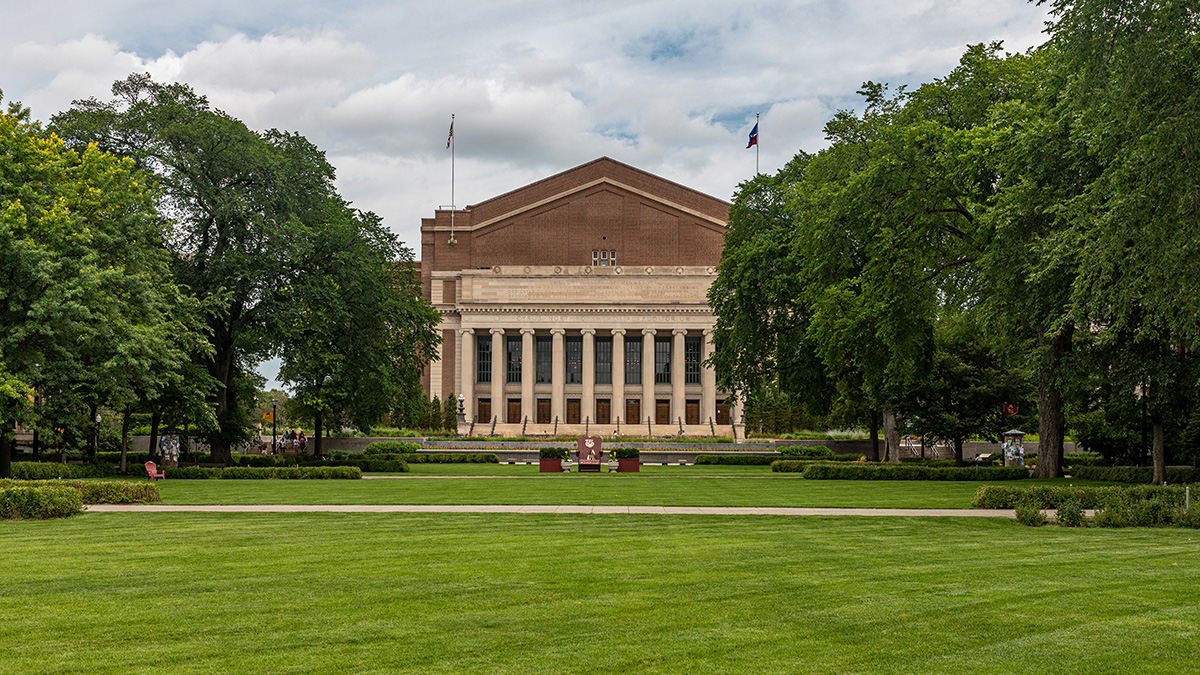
(458, 327), (728, 425)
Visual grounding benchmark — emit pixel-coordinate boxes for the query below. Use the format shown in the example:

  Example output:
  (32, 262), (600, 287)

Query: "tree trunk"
(0, 424), (12, 479)
(869, 410), (880, 462)
(207, 330), (238, 466)
(883, 410), (901, 463)
(314, 411), (323, 457)
(953, 437), (964, 467)
(120, 407), (131, 474)
(148, 408), (161, 462)
(1151, 407), (1166, 485)
(1031, 326), (1072, 478)
(88, 402), (99, 462)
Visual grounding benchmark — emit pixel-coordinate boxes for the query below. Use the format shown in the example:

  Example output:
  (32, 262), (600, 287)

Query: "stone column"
(611, 329), (625, 426)
(672, 328), (686, 426)
(460, 328), (475, 422)
(490, 328), (504, 423)
(551, 328), (565, 423)
(642, 328), (656, 424)
(581, 328), (595, 423)
(702, 328), (717, 425)
(521, 328), (535, 425)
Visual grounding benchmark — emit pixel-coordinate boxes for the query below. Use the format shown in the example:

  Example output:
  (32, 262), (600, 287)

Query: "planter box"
(539, 458), (563, 473)
(617, 458), (640, 473)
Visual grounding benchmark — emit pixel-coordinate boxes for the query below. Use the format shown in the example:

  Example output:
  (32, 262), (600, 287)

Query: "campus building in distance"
(419, 157), (742, 437)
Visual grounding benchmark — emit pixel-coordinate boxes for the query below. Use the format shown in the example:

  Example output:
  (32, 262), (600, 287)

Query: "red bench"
(145, 461), (165, 481)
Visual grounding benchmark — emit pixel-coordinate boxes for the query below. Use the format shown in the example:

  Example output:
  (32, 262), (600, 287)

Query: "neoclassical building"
(420, 157), (741, 437)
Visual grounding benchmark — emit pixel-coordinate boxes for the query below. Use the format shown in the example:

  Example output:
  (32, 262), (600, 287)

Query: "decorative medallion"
(583, 266), (592, 275)
(523, 266), (532, 274)
(492, 265), (501, 274)
(706, 266), (716, 274)
(554, 266), (562, 274)
(676, 266), (684, 275)
(614, 267), (623, 275)
(645, 266), (653, 274)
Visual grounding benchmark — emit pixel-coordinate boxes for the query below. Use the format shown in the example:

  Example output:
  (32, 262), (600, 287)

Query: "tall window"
(506, 335), (522, 383)
(684, 335), (702, 384)
(565, 336), (583, 384)
(654, 336), (671, 384)
(591, 249), (618, 266)
(625, 336), (642, 384)
(536, 336), (552, 383)
(476, 339), (491, 383)
(595, 336), (613, 384)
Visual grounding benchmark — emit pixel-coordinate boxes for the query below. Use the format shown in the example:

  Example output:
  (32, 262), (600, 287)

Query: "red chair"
(145, 461), (165, 481)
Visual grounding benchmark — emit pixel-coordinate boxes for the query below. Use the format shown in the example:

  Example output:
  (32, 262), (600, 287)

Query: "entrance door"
(656, 400), (671, 424)
(596, 399), (611, 425)
(626, 399), (641, 424)
(716, 400), (730, 425)
(507, 399), (521, 424)
(567, 399), (581, 424)
(685, 400), (700, 425)
(537, 399), (551, 424)
(478, 399), (491, 423)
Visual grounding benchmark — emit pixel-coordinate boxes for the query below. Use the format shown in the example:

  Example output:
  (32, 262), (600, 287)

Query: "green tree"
(52, 75), (374, 464)
(1, 94), (195, 477)
(274, 205), (440, 455)
(1038, 0), (1200, 483)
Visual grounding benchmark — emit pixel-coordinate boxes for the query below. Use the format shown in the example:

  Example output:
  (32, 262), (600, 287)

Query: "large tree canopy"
(0, 93), (194, 476)
(51, 75), (439, 463)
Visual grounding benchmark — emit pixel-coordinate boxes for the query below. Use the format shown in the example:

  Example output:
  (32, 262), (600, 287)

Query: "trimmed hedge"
(610, 448), (641, 460)
(972, 484), (1186, 509)
(776, 462), (1032, 481)
(399, 453), (498, 464)
(11, 462), (110, 480)
(779, 446), (835, 459)
(539, 448), (569, 460)
(363, 440), (421, 455)
(0, 483), (83, 519)
(695, 454), (777, 465)
(304, 459), (410, 472)
(1072, 466), (1200, 484)
(164, 466), (362, 479)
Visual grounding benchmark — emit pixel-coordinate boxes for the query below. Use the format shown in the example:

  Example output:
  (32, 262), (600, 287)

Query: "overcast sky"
(1, 0), (1052, 388)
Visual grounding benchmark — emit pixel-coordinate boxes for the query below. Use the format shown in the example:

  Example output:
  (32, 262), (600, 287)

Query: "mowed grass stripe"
(154, 475), (1109, 508)
(0, 514), (1196, 674)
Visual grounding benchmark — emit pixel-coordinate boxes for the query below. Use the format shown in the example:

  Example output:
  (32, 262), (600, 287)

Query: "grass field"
(2, 513), (1197, 674)
(152, 470), (1110, 509)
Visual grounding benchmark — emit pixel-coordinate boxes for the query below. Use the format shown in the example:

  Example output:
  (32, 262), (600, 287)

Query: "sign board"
(577, 436), (603, 463)
(262, 410), (274, 423)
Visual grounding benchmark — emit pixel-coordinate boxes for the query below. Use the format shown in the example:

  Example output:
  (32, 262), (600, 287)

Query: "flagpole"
(449, 114), (456, 245)
(755, 112), (759, 175)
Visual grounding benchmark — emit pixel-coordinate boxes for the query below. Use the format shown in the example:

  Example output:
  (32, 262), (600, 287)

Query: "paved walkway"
(85, 504), (1018, 517)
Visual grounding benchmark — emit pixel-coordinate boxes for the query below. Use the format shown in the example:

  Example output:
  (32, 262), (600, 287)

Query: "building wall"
(418, 157), (740, 435)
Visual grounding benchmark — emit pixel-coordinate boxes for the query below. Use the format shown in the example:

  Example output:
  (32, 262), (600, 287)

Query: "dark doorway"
(596, 399), (611, 424)
(567, 399), (581, 424)
(537, 399), (551, 424)
(685, 400), (700, 425)
(626, 399), (641, 424)
(507, 399), (521, 424)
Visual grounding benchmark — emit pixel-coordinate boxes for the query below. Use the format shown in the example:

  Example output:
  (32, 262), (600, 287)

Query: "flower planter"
(562, 462), (574, 473)
(617, 458), (640, 472)
(539, 458), (563, 473)
(607, 463), (619, 473)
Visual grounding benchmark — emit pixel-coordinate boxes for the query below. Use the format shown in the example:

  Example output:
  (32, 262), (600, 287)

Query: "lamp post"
(270, 398), (278, 454)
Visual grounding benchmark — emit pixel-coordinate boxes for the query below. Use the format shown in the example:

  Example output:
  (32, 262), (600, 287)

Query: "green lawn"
(1, 513), (1196, 674)
(152, 471), (1109, 509)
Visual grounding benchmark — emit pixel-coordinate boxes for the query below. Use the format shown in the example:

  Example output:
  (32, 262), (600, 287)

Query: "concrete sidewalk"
(84, 504), (1018, 517)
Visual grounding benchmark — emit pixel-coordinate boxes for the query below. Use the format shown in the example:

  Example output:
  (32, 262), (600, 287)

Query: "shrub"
(610, 448), (641, 460)
(1055, 497), (1085, 527)
(399, 453), (498, 464)
(1176, 508), (1200, 529)
(799, 463), (1031, 481)
(1094, 499), (1175, 528)
(0, 483), (83, 519)
(1015, 499), (1047, 526)
(11, 462), (110, 480)
(364, 441), (421, 455)
(695, 455), (777, 465)
(539, 448), (569, 460)
(163, 465), (359, 479)
(972, 484), (1185, 510)
(779, 446), (834, 459)
(1073, 466), (1200, 484)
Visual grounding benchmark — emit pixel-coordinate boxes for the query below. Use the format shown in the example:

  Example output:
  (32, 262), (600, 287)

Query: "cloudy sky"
(1, 0), (1052, 387)
(3, 0), (1053, 250)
